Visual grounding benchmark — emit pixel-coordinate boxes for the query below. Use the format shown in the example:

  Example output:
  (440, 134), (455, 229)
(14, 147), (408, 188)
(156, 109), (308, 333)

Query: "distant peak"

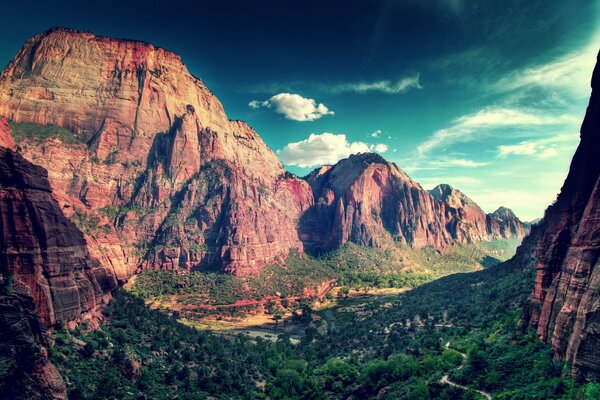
(429, 183), (454, 198)
(344, 152), (388, 165)
(491, 206), (517, 220)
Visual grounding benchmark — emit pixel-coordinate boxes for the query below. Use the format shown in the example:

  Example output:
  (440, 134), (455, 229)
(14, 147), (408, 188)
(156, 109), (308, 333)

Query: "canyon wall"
(523, 50), (600, 381)
(0, 145), (118, 327)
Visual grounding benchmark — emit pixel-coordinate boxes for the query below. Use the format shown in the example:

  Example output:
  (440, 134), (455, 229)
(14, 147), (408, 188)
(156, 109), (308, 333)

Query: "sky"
(0, 0), (598, 220)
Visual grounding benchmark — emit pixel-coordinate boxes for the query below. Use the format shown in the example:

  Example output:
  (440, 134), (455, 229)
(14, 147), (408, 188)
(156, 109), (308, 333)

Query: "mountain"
(0, 28), (527, 278)
(522, 50), (600, 381)
(430, 185), (529, 239)
(0, 28), (313, 276)
(300, 153), (528, 252)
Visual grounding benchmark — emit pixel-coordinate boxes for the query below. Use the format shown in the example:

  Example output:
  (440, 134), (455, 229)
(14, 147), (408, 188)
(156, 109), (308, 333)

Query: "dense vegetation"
(129, 241), (519, 314)
(9, 121), (85, 145)
(51, 246), (599, 399)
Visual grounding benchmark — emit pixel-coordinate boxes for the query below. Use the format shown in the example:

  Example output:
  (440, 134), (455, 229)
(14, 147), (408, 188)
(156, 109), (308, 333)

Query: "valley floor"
(40, 244), (599, 400)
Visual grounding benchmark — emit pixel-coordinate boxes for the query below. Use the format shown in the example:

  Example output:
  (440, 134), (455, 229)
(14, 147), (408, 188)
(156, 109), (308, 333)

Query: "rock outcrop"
(0, 146), (117, 327)
(0, 293), (67, 400)
(0, 28), (313, 275)
(430, 185), (529, 240)
(523, 50), (600, 381)
(300, 153), (528, 252)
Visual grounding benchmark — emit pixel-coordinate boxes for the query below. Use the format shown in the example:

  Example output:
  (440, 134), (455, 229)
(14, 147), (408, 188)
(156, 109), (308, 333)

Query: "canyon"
(0, 27), (597, 397)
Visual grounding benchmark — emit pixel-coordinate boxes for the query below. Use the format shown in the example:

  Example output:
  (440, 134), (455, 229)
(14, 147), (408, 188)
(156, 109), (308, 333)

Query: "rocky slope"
(300, 153), (528, 252)
(0, 293), (67, 399)
(523, 50), (600, 381)
(0, 28), (313, 275)
(0, 145), (118, 327)
(430, 185), (529, 239)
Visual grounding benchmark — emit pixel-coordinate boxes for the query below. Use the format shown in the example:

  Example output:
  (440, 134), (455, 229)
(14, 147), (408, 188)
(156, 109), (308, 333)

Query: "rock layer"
(0, 28), (313, 275)
(301, 153), (528, 252)
(0, 28), (527, 277)
(0, 146), (117, 327)
(523, 50), (600, 381)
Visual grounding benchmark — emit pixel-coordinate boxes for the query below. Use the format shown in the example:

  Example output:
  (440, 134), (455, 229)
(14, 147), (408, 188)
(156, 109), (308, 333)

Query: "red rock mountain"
(0, 28), (313, 276)
(300, 153), (527, 252)
(523, 50), (600, 381)
(0, 28), (526, 278)
(430, 185), (529, 240)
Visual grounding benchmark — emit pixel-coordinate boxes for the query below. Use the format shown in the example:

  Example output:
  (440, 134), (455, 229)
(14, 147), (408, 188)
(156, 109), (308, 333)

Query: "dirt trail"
(440, 342), (493, 400)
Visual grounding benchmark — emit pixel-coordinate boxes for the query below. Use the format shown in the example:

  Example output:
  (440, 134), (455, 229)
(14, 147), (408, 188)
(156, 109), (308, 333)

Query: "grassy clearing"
(9, 121), (85, 145)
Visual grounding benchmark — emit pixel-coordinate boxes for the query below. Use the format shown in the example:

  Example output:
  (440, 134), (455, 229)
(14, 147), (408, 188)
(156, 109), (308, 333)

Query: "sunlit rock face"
(0, 28), (313, 276)
(523, 50), (600, 381)
(300, 153), (528, 253)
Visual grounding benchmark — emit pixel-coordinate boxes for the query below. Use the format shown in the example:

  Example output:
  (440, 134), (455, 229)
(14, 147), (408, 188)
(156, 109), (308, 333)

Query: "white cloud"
(248, 93), (334, 121)
(329, 73), (422, 94)
(370, 143), (388, 153)
(370, 130), (382, 138)
(404, 157), (487, 172)
(498, 142), (537, 157)
(445, 158), (487, 167)
(277, 133), (387, 168)
(495, 32), (599, 98)
(417, 107), (578, 156)
(497, 134), (572, 159)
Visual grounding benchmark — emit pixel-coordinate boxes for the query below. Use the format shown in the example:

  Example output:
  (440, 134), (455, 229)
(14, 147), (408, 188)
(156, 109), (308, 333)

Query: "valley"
(0, 23), (598, 400)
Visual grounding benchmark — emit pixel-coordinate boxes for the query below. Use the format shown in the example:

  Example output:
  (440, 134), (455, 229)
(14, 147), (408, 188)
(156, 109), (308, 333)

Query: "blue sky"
(0, 0), (598, 220)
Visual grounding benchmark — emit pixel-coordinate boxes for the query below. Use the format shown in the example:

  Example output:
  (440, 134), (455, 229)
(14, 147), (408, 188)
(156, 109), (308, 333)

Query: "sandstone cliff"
(0, 146), (117, 327)
(430, 185), (529, 240)
(523, 50), (600, 381)
(300, 153), (528, 252)
(0, 28), (313, 275)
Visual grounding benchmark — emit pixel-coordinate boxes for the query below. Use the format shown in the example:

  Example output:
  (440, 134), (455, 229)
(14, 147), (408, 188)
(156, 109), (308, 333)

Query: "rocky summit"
(0, 28), (313, 276)
(0, 28), (527, 278)
(300, 153), (528, 252)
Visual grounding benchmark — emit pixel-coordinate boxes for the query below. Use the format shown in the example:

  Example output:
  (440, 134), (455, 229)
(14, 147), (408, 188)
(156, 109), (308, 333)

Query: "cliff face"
(300, 153), (528, 252)
(0, 294), (67, 400)
(524, 51), (600, 381)
(0, 28), (313, 275)
(0, 146), (117, 327)
(430, 185), (529, 240)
